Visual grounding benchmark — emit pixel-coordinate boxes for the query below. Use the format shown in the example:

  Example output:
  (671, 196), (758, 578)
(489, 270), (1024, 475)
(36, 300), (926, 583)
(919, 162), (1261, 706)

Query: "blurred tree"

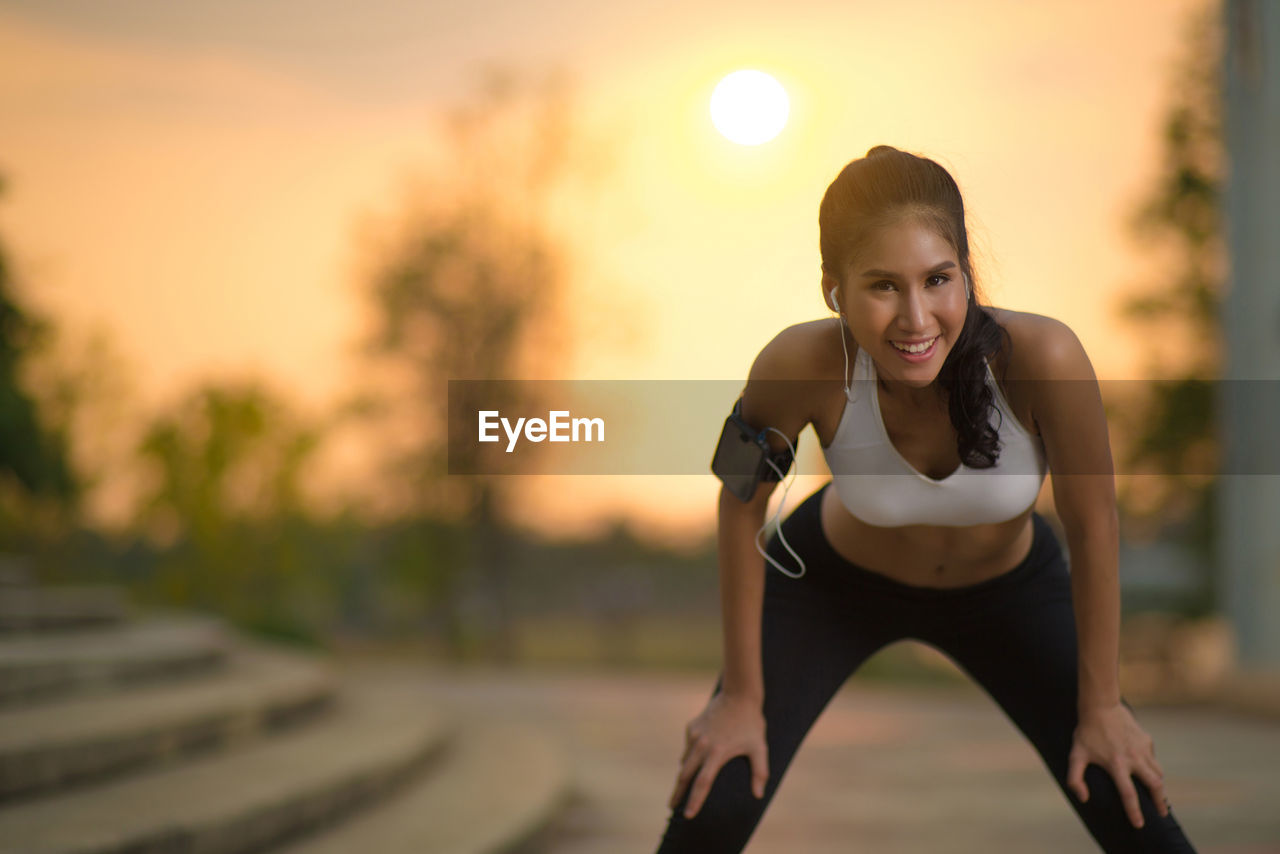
(359, 67), (593, 659)
(0, 173), (78, 546)
(1113, 5), (1224, 603)
(133, 381), (325, 640)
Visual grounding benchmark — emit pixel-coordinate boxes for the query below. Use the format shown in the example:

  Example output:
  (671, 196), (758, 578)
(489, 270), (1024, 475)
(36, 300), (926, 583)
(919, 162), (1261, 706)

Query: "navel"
(934, 565), (944, 575)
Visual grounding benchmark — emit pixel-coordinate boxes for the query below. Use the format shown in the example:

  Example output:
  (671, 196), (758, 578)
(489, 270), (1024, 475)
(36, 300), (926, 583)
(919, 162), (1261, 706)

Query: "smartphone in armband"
(710, 398), (794, 502)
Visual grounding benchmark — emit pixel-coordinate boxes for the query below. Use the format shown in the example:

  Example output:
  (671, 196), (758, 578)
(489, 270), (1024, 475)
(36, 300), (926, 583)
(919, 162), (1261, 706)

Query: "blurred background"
(3, 1), (1279, 852)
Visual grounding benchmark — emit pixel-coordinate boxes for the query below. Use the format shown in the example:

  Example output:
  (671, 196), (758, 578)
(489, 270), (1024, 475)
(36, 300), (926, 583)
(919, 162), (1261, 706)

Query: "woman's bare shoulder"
(989, 307), (1096, 381)
(740, 320), (845, 442)
(749, 319), (846, 382)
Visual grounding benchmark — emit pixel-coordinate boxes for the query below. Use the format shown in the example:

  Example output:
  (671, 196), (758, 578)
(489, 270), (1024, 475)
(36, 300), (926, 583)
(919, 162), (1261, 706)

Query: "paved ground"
(363, 661), (1280, 854)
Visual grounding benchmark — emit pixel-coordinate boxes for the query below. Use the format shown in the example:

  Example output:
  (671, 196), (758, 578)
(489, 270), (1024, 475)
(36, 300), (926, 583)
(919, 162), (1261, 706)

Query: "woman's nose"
(897, 290), (928, 330)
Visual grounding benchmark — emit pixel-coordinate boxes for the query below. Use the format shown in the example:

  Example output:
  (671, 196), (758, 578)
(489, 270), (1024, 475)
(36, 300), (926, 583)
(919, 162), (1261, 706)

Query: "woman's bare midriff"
(818, 484), (1036, 589)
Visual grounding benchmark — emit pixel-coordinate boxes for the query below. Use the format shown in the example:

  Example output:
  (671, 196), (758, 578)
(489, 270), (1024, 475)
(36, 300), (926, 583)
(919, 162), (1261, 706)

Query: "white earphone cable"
(830, 287), (854, 403)
(836, 316), (853, 402)
(754, 427), (805, 578)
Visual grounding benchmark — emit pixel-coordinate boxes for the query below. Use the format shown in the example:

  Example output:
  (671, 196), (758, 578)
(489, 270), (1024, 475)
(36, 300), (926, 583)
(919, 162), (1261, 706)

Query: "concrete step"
(0, 642), (336, 801)
(0, 676), (453, 854)
(0, 614), (230, 707)
(278, 718), (572, 854)
(0, 586), (131, 634)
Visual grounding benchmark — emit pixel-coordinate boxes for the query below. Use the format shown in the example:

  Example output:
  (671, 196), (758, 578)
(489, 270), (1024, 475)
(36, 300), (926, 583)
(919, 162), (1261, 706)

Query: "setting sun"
(709, 69), (789, 146)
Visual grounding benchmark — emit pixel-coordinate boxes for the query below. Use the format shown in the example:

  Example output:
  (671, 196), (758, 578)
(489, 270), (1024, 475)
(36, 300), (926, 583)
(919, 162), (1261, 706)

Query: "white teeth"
(892, 337), (936, 354)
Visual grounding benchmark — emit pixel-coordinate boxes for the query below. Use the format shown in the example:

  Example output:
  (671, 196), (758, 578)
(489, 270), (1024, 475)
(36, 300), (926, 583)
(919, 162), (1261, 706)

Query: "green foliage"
(0, 176), (78, 544)
(358, 69), (585, 658)
(129, 382), (329, 643)
(136, 383), (320, 535)
(362, 71), (575, 522)
(368, 217), (560, 516)
(1119, 5), (1224, 370)
(1114, 4), (1223, 596)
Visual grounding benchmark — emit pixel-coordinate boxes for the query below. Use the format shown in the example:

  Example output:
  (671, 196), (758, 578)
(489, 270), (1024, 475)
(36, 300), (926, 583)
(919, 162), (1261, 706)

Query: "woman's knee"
(656, 756), (767, 854)
(1066, 764), (1198, 852)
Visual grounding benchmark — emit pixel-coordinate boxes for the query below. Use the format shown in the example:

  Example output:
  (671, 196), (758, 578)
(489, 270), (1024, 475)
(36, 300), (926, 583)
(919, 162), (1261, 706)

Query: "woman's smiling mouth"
(890, 336), (939, 360)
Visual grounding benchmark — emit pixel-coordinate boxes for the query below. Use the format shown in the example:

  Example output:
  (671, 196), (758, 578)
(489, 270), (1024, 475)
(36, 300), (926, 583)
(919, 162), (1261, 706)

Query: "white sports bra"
(820, 347), (1047, 527)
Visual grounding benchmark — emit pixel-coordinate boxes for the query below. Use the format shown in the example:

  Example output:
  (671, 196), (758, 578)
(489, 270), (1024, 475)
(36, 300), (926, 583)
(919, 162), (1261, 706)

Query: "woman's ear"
(821, 273), (841, 312)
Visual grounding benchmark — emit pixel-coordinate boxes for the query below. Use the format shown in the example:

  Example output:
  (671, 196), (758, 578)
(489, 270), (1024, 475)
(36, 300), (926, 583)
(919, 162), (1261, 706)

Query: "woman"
(656, 146), (1199, 852)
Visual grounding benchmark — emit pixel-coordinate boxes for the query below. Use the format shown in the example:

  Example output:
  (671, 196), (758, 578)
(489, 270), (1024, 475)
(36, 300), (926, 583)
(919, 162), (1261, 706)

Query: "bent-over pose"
(656, 146), (1199, 853)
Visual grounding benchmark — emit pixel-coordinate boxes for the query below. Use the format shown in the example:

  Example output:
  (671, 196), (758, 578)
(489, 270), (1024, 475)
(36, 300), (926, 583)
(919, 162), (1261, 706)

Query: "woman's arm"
(1026, 318), (1122, 712)
(717, 483), (772, 702)
(719, 324), (815, 696)
(668, 485), (773, 818)
(669, 325), (816, 817)
(1024, 315), (1169, 828)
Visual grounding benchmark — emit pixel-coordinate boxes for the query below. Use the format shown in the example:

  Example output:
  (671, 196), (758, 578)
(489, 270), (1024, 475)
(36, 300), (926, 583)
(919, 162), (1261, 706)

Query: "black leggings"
(656, 483), (1198, 853)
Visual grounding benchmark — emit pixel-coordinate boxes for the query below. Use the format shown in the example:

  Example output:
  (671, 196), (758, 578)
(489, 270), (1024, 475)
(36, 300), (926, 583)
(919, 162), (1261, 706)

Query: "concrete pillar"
(1220, 0), (1280, 667)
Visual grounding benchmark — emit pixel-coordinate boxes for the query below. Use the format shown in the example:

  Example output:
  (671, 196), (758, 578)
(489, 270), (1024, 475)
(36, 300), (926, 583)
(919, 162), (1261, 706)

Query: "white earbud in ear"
(829, 287), (840, 312)
(964, 273), (971, 299)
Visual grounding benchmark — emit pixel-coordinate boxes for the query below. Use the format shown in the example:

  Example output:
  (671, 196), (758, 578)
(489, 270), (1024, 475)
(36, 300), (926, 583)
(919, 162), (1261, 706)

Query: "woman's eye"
(873, 280), (895, 291)
(928, 275), (950, 287)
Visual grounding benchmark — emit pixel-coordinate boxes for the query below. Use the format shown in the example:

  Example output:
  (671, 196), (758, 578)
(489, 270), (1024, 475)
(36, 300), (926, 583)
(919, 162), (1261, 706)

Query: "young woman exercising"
(656, 146), (1199, 852)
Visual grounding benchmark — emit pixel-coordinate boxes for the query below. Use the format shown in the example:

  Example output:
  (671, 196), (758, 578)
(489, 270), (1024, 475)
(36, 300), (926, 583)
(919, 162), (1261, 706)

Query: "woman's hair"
(819, 144), (1008, 468)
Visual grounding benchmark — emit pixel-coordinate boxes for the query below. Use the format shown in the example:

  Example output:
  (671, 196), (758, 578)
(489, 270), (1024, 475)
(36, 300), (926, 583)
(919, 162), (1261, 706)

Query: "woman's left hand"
(1067, 702), (1169, 828)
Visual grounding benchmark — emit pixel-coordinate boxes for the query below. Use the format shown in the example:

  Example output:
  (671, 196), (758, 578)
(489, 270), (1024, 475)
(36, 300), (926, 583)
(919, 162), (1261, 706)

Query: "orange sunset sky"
(0, 0), (1211, 541)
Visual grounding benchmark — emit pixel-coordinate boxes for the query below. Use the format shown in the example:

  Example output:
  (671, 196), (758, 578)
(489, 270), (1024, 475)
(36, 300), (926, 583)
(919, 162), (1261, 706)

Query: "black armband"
(710, 398), (796, 502)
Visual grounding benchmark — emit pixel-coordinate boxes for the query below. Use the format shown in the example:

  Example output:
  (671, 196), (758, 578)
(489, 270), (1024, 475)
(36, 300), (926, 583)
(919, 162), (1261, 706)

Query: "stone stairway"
(0, 614), (231, 707)
(0, 583), (572, 854)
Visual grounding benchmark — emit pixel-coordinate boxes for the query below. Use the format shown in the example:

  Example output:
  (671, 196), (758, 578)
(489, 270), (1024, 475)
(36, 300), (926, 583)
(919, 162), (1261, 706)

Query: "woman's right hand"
(668, 690), (769, 819)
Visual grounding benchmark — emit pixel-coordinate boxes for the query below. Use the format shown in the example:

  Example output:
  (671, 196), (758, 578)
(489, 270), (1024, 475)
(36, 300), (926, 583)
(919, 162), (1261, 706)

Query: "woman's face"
(826, 219), (969, 390)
